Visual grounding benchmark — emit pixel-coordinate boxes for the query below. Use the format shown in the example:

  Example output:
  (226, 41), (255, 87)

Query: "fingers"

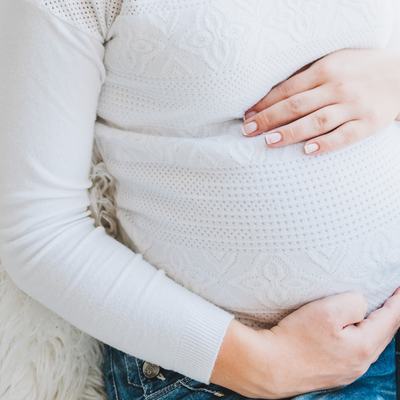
(262, 104), (352, 147)
(246, 62), (324, 116)
(342, 288), (400, 360)
(301, 120), (373, 155)
(358, 288), (400, 336)
(242, 84), (336, 137)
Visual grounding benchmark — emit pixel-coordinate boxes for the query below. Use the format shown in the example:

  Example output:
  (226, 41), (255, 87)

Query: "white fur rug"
(0, 143), (118, 400)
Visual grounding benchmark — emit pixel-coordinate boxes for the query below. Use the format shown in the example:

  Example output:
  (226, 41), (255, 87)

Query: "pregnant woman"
(1, 0), (400, 399)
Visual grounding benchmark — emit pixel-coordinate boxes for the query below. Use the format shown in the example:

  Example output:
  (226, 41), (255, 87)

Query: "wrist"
(210, 319), (252, 385)
(210, 319), (278, 397)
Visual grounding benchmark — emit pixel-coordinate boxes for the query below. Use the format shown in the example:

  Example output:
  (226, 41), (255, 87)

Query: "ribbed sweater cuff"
(174, 299), (235, 384)
(129, 257), (236, 385)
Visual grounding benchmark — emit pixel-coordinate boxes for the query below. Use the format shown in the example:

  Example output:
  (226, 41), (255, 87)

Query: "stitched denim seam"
(180, 380), (226, 396)
(135, 357), (146, 392)
(124, 354), (143, 388)
(145, 378), (192, 400)
(131, 358), (193, 400)
(126, 354), (224, 399)
(109, 346), (121, 400)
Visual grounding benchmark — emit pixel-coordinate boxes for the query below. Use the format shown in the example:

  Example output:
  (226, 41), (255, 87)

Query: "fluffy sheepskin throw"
(0, 142), (119, 400)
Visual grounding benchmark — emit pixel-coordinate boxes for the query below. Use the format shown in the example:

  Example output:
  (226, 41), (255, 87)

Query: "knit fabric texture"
(92, 0), (400, 327)
(0, 0), (399, 387)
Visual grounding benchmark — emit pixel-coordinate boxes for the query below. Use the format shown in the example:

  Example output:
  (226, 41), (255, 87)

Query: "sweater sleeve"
(0, 0), (235, 384)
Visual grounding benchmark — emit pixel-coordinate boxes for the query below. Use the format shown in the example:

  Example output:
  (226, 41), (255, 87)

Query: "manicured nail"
(304, 143), (319, 154)
(264, 132), (282, 144)
(244, 111), (257, 120)
(242, 121), (258, 136)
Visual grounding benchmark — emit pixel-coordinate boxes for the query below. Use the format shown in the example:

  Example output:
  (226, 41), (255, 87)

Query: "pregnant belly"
(94, 120), (400, 329)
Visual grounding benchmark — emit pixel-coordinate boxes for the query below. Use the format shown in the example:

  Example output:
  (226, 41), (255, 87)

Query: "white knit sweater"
(0, 0), (400, 385)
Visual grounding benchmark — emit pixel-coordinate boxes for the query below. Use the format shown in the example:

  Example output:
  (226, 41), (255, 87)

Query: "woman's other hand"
(241, 48), (400, 155)
(210, 288), (400, 399)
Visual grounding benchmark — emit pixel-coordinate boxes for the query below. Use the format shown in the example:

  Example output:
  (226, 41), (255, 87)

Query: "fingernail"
(304, 143), (319, 154)
(244, 111), (257, 120)
(264, 132), (282, 144)
(242, 121), (258, 136)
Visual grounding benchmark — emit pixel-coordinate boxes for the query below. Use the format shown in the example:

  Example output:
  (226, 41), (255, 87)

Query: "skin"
(209, 49), (400, 398)
(241, 48), (400, 155)
(211, 289), (400, 398)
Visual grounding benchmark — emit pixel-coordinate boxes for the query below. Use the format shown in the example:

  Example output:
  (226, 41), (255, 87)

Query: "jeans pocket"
(103, 344), (144, 400)
(125, 354), (195, 400)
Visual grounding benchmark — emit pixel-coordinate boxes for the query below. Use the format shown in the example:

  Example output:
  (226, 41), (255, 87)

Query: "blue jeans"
(102, 335), (397, 400)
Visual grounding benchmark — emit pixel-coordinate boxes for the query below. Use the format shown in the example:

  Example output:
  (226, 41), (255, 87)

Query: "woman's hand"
(241, 48), (400, 155)
(210, 289), (400, 399)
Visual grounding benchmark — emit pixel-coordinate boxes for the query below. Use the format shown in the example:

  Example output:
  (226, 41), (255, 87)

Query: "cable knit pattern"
(90, 0), (400, 328)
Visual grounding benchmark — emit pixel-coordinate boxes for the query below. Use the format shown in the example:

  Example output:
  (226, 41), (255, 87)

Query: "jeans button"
(142, 361), (160, 379)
